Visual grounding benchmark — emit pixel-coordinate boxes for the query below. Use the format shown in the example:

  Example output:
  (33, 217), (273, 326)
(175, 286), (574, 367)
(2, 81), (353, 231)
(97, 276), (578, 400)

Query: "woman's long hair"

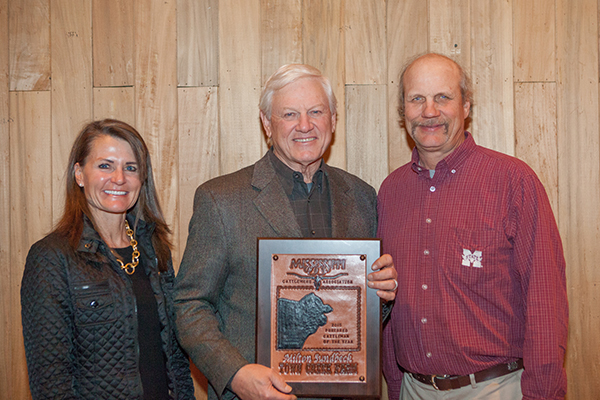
(53, 119), (172, 271)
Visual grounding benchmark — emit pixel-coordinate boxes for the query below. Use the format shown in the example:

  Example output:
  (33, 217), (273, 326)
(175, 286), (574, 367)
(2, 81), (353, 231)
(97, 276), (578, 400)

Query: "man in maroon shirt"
(378, 53), (568, 399)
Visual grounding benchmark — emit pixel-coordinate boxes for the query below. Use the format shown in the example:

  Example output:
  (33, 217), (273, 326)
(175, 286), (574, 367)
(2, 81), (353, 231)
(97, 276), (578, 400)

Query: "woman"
(21, 119), (194, 399)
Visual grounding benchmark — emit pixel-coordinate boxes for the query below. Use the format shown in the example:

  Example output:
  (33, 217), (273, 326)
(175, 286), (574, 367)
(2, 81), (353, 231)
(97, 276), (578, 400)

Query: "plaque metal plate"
(257, 238), (381, 398)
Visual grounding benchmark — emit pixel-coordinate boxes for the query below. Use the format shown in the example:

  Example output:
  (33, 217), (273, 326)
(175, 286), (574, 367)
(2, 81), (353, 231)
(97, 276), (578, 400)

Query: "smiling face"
(402, 54), (471, 169)
(74, 134), (142, 223)
(260, 77), (336, 181)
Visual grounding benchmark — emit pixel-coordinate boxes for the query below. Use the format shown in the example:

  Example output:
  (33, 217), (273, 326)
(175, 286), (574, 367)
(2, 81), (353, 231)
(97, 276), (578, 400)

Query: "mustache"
(410, 119), (449, 137)
(413, 119), (449, 128)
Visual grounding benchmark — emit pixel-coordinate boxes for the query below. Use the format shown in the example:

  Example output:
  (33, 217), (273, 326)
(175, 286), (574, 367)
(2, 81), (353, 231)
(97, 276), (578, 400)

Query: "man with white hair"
(174, 64), (397, 400)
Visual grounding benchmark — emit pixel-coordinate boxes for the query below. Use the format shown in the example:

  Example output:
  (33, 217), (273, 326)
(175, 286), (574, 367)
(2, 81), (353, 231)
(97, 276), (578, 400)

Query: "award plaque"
(257, 238), (381, 398)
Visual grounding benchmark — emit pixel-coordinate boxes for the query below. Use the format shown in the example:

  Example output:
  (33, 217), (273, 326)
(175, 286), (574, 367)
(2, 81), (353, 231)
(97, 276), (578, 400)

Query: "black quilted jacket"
(21, 215), (195, 399)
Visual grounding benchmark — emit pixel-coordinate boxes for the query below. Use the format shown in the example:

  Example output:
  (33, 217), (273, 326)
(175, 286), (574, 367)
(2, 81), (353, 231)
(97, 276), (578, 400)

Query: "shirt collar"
(411, 131), (477, 175)
(268, 147), (326, 195)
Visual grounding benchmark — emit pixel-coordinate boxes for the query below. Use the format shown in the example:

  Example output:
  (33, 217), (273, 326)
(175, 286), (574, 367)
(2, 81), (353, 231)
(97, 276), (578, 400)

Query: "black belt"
(409, 359), (523, 391)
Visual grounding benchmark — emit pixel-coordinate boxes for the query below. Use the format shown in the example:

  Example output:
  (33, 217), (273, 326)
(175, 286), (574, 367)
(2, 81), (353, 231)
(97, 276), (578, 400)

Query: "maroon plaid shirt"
(378, 133), (567, 400)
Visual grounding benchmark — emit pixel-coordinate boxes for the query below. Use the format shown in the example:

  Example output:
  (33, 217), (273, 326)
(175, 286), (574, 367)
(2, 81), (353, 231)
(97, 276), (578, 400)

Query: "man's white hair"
(259, 64), (337, 120)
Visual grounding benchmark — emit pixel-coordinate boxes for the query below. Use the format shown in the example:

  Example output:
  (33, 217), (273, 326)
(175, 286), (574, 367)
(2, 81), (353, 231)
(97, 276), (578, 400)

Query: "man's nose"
(422, 99), (440, 118)
(296, 113), (313, 132)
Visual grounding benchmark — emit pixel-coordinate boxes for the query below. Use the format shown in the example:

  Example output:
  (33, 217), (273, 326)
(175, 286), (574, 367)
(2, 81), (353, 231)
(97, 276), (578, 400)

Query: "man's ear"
(331, 112), (337, 133)
(260, 111), (272, 138)
(463, 101), (471, 119)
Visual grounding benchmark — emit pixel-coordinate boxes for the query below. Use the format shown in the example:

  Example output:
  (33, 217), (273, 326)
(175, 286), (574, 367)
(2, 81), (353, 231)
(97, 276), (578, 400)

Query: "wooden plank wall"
(0, 0), (11, 394)
(1, 0), (598, 399)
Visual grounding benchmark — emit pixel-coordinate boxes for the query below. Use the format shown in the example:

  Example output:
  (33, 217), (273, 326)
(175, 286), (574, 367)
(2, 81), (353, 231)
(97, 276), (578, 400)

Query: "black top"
(114, 246), (169, 400)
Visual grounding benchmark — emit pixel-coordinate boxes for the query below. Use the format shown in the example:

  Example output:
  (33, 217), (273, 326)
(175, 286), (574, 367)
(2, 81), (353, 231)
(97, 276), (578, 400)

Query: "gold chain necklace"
(114, 220), (140, 275)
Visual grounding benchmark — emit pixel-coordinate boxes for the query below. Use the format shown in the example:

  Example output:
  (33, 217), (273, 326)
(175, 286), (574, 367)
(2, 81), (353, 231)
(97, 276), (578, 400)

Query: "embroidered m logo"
(462, 249), (483, 268)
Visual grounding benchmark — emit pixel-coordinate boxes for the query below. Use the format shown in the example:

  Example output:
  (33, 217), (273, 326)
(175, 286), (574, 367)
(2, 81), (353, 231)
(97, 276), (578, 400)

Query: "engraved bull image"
(277, 293), (333, 349)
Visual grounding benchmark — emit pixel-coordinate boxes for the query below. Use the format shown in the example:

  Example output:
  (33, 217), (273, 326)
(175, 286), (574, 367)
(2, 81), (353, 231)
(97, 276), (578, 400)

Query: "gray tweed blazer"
(174, 152), (377, 400)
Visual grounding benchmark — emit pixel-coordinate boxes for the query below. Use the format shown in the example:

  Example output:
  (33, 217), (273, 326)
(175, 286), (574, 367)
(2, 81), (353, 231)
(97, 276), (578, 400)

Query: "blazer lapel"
(327, 167), (354, 237)
(251, 154), (302, 238)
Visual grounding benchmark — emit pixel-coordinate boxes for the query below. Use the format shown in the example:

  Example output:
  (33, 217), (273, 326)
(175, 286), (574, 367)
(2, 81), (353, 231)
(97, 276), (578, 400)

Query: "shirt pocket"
(72, 281), (116, 326)
(441, 227), (502, 286)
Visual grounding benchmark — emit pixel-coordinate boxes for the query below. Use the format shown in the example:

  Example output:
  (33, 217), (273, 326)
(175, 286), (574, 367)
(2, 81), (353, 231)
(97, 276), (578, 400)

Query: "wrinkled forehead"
(272, 77), (330, 108)
(403, 56), (462, 95)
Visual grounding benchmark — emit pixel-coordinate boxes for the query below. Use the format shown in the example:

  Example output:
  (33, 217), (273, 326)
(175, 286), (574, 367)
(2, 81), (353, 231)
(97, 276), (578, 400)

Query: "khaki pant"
(398, 369), (523, 400)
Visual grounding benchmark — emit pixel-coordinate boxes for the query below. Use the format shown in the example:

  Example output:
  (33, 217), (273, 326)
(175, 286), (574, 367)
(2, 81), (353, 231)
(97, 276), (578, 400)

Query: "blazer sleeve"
(21, 242), (78, 400)
(174, 185), (249, 399)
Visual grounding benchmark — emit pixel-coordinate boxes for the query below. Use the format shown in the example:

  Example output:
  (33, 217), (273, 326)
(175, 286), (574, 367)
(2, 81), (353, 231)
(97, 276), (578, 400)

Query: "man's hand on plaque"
(367, 254), (397, 301)
(231, 364), (296, 400)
